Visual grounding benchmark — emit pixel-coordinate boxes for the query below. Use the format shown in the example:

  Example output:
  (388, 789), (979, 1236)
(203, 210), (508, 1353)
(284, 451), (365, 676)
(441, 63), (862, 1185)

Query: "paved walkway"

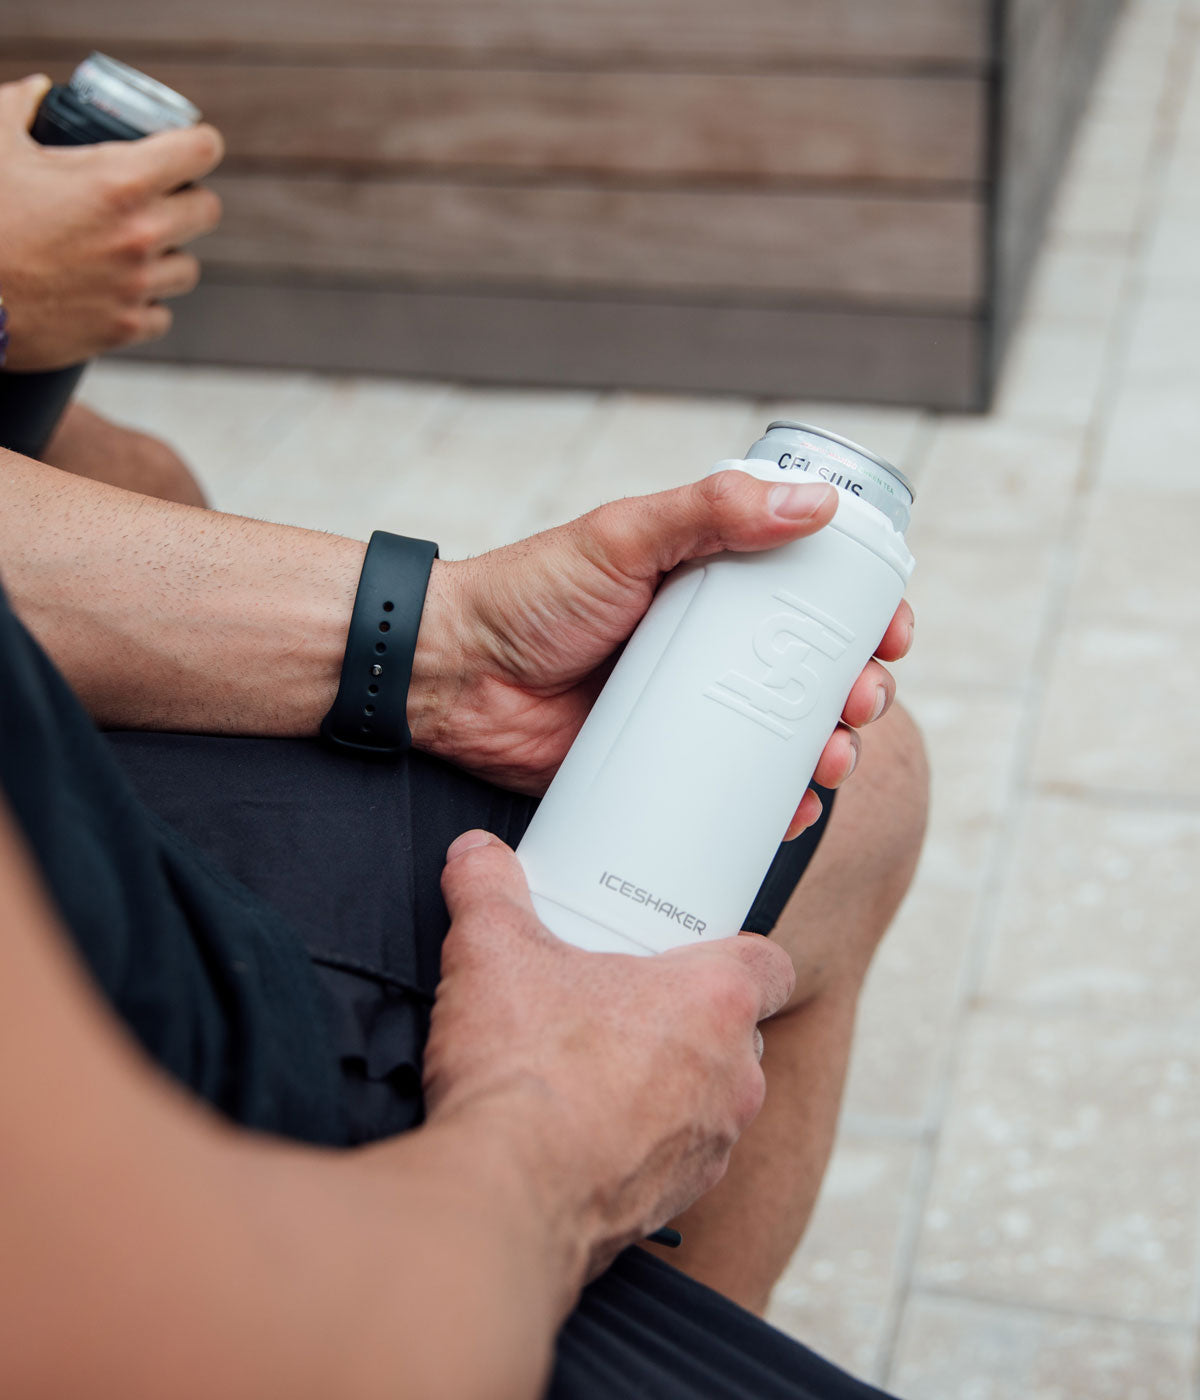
(80, 1), (1200, 1392)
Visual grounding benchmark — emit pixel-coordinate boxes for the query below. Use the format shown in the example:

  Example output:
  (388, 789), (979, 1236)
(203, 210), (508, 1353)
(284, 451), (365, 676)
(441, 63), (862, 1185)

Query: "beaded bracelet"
(0, 283), (8, 368)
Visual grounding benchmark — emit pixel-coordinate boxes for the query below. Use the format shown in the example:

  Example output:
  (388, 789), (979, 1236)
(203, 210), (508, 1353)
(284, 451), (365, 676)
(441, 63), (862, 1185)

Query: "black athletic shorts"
(110, 732), (835, 1144)
(108, 733), (896, 1400)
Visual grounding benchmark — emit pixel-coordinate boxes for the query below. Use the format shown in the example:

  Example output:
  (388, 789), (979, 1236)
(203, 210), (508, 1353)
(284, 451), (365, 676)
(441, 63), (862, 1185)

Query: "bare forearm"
(0, 449), (363, 733)
(8, 1107), (579, 1400)
(248, 1116), (584, 1400)
(101, 1123), (580, 1400)
(0, 805), (584, 1399)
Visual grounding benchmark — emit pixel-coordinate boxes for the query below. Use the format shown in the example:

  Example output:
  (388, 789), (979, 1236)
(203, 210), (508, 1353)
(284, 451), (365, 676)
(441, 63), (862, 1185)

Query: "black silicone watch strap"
(320, 531), (439, 757)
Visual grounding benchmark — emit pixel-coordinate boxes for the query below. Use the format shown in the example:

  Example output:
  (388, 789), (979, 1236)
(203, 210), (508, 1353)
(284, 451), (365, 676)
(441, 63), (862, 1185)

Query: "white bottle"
(516, 422), (915, 955)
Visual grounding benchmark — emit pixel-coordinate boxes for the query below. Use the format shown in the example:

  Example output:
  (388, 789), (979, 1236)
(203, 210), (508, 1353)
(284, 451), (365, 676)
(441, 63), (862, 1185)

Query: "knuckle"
(761, 933), (797, 983)
(120, 217), (160, 262)
(99, 168), (145, 215)
(140, 305), (173, 344)
(693, 963), (757, 1027)
(439, 915), (490, 974)
(457, 843), (512, 883)
(695, 1151), (734, 1200)
(734, 1065), (767, 1130)
(195, 123), (225, 167)
(686, 960), (731, 1008)
(489, 904), (530, 945)
(724, 974), (761, 1026)
(107, 308), (144, 347)
(735, 936), (796, 1010)
(199, 187), (223, 230)
(176, 254), (202, 294)
(125, 263), (154, 300)
(728, 940), (789, 1019)
(696, 469), (743, 515)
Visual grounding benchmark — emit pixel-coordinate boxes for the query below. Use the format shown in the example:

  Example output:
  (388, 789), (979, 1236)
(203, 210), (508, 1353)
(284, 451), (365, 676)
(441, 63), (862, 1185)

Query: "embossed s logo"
(705, 589), (854, 739)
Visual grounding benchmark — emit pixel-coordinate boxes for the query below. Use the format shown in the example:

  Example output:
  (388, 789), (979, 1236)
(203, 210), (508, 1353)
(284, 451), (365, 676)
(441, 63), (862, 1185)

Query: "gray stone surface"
(891, 1294), (1196, 1400)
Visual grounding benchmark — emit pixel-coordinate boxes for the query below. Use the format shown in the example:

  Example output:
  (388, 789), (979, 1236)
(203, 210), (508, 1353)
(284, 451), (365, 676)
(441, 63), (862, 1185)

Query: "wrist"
(428, 1073), (644, 1289)
(406, 557), (469, 756)
(365, 1085), (596, 1319)
(452, 1085), (597, 1292)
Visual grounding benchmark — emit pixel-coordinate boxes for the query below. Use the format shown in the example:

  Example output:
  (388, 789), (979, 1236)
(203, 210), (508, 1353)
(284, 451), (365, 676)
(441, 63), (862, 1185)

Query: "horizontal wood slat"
(0, 0), (992, 68)
(202, 176), (984, 307)
(0, 0), (1122, 405)
(22, 63), (980, 185)
(123, 277), (985, 408)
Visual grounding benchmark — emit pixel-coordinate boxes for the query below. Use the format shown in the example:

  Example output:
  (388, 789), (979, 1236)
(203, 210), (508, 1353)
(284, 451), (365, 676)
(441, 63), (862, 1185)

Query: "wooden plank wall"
(1, 1), (994, 66)
(0, 0), (1121, 407)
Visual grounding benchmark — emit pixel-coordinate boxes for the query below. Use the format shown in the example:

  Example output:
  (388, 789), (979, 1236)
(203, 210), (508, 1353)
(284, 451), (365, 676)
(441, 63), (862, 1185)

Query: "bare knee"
(120, 429), (208, 507)
(772, 702), (929, 1002)
(832, 700), (928, 951)
(42, 402), (208, 508)
(851, 700), (929, 892)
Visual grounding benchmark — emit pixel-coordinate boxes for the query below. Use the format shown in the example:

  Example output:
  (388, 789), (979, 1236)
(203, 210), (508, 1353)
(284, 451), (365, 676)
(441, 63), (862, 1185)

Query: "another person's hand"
(425, 830), (796, 1277)
(413, 473), (914, 835)
(0, 74), (223, 371)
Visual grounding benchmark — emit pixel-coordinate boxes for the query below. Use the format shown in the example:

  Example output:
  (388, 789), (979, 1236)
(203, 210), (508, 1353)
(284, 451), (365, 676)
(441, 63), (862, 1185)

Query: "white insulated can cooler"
(516, 422), (916, 955)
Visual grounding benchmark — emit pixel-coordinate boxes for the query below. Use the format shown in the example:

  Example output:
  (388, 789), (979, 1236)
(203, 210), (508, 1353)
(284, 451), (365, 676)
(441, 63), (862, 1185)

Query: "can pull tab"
(744, 421), (913, 535)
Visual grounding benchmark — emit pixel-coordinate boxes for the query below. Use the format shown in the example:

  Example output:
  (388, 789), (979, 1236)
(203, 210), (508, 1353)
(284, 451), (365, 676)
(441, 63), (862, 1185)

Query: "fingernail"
(446, 830), (491, 862)
(768, 483), (837, 521)
(845, 742), (860, 780)
(869, 686), (888, 723)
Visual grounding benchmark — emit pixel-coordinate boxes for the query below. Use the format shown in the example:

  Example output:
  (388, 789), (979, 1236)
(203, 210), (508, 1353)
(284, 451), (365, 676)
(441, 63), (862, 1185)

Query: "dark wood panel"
(4, 62), (982, 185)
(0, 0), (992, 69)
(201, 175), (984, 307)
(121, 277), (985, 408)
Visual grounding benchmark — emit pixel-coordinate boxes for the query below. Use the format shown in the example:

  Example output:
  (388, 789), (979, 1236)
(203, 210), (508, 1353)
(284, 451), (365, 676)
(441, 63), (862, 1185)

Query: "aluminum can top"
(745, 420), (914, 534)
(70, 53), (200, 134)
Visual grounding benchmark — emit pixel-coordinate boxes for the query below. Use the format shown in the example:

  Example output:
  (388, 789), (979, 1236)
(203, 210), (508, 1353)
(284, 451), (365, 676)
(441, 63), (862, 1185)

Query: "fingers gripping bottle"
(516, 421), (915, 955)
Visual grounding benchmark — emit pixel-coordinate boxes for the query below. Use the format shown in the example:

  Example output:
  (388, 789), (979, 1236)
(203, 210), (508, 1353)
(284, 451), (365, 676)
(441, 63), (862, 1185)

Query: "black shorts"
(108, 732), (893, 1400)
(110, 731), (834, 1143)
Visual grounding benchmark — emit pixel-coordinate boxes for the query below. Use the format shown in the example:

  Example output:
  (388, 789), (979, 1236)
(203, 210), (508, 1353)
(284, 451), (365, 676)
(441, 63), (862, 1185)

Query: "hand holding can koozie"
(0, 55), (201, 459)
(516, 423), (915, 955)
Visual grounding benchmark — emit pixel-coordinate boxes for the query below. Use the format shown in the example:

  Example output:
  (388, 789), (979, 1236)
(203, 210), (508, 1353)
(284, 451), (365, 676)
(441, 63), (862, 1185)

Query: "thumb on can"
(441, 830), (539, 928)
(585, 473), (838, 584)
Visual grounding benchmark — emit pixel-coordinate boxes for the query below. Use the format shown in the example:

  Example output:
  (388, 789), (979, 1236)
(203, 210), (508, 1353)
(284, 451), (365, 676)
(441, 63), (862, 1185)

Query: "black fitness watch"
(320, 531), (439, 757)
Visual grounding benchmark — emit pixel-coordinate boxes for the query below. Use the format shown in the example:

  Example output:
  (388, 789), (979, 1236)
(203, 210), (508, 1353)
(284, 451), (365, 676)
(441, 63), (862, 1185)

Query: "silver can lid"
(747, 420), (914, 533)
(70, 53), (200, 134)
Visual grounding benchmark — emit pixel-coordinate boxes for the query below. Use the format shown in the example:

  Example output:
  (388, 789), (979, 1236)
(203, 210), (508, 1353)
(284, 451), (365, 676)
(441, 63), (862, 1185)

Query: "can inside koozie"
(31, 84), (143, 147)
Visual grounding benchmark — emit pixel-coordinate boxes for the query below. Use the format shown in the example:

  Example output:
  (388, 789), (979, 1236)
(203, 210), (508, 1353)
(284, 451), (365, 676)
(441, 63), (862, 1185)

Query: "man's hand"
(425, 830), (797, 1278)
(0, 74), (223, 371)
(0, 451), (909, 787)
(413, 473), (914, 835)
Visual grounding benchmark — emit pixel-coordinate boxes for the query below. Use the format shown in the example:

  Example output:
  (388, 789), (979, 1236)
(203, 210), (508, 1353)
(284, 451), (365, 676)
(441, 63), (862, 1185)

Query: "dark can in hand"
(0, 55), (201, 460)
(32, 53), (199, 148)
